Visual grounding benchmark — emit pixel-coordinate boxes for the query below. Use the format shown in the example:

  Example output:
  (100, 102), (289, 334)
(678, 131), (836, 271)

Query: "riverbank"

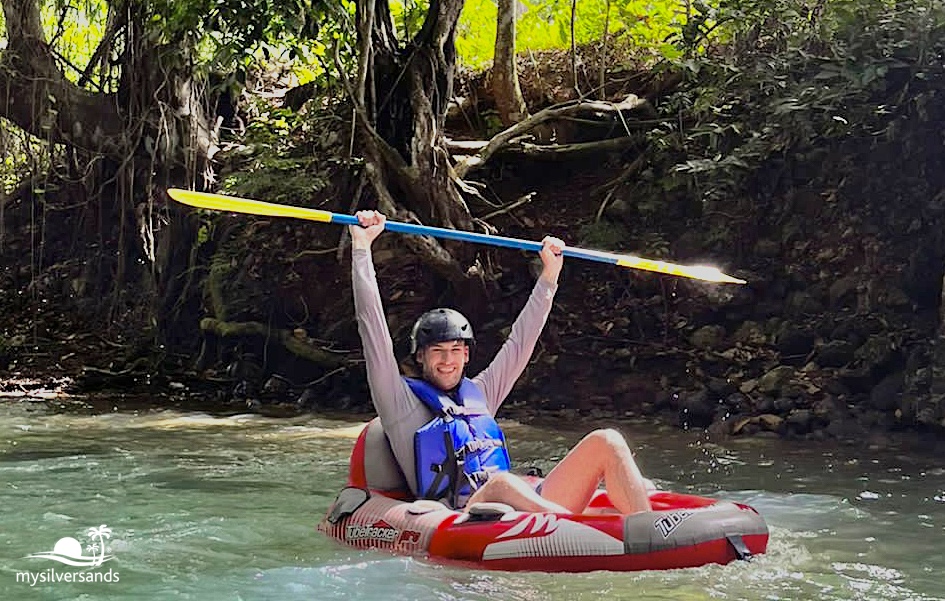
(5, 360), (945, 459)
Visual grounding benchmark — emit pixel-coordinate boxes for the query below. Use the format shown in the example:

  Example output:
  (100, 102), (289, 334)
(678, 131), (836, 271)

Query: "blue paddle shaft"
(331, 214), (611, 263)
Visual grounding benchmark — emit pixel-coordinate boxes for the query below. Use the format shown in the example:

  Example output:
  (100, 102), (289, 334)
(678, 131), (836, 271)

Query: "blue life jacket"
(405, 377), (512, 508)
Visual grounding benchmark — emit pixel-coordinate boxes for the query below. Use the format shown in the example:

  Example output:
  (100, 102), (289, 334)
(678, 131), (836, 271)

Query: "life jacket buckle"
(468, 469), (494, 485)
(459, 439), (503, 457)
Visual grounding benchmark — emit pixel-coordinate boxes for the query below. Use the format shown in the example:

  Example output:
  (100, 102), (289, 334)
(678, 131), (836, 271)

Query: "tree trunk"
(0, 0), (213, 349)
(117, 10), (213, 347)
(355, 0), (485, 292)
(493, 0), (528, 126)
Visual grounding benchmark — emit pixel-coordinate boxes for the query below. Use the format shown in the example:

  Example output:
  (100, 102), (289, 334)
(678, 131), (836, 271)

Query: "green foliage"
(1, 1), (106, 193)
(0, 124), (49, 195)
(221, 143), (324, 206)
(579, 220), (629, 250)
(5, 0), (945, 226)
(222, 167), (320, 206)
(390, 0), (428, 40)
(40, 0), (108, 86)
(218, 100), (345, 205)
(455, 0), (496, 68)
(3, 1), (112, 90)
(149, 0), (356, 90)
(650, 0), (945, 216)
(149, 0), (332, 47)
(3, 0), (350, 91)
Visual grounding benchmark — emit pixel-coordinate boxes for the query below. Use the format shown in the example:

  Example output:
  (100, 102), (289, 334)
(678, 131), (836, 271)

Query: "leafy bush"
(651, 0), (945, 211)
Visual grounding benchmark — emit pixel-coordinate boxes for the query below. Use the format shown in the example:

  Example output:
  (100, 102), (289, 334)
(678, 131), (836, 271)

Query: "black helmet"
(410, 308), (474, 354)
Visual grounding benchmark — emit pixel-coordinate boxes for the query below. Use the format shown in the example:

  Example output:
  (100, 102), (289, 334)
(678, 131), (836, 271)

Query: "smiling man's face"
(417, 340), (469, 391)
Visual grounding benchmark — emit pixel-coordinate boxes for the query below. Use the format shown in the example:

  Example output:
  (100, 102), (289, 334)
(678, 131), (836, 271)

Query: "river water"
(0, 400), (942, 600)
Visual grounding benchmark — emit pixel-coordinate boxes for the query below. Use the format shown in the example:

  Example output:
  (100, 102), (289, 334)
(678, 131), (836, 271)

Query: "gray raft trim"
(623, 502), (768, 555)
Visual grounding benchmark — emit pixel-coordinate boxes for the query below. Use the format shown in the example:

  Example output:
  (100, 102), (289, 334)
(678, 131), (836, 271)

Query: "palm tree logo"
(86, 525), (112, 567)
(27, 524), (114, 567)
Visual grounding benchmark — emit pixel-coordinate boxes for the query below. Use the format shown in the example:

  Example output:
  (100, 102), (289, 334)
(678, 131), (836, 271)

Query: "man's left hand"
(538, 236), (565, 285)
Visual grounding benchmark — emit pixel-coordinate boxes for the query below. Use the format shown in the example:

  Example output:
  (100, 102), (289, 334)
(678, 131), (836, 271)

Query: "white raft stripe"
(483, 516), (624, 560)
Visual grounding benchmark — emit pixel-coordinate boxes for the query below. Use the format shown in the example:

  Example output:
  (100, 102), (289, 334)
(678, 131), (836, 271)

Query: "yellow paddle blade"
(167, 189), (334, 223)
(616, 256), (746, 284)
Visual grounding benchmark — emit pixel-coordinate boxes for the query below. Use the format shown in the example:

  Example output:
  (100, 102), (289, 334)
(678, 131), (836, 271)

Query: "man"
(351, 210), (651, 515)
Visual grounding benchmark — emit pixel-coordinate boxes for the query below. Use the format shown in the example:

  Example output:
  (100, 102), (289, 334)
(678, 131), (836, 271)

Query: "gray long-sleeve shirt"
(352, 247), (557, 496)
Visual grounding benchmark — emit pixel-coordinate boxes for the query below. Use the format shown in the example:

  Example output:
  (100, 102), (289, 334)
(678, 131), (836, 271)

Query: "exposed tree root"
(199, 318), (347, 368)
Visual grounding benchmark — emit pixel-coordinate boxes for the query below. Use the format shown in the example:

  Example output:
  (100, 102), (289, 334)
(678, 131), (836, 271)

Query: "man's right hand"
(538, 235), (566, 285)
(350, 210), (387, 250)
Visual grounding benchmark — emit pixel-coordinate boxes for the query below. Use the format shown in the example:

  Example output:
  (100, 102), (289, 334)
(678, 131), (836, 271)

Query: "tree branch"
(454, 96), (653, 177)
(0, 0), (127, 154)
(511, 135), (641, 160)
(77, 2), (127, 88)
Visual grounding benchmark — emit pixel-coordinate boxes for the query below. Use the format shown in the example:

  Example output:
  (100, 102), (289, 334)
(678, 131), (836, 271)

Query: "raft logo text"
(654, 511), (693, 538)
(15, 524), (120, 587)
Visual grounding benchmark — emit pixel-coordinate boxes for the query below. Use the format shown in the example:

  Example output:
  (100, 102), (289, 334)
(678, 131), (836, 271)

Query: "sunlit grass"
(456, 0), (696, 70)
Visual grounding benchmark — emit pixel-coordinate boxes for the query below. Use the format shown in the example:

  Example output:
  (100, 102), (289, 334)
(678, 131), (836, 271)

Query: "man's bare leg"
(464, 472), (571, 513)
(537, 428), (651, 515)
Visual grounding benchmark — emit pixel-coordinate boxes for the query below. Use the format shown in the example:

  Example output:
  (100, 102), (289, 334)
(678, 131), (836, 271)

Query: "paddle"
(166, 189), (746, 284)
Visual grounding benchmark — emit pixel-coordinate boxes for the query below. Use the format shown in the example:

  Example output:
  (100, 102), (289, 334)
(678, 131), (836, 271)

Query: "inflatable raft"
(319, 420), (769, 572)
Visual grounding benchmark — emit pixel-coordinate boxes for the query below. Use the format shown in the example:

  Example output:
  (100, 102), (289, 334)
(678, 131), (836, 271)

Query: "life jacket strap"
(422, 430), (463, 506)
(442, 404), (482, 418)
(458, 438), (504, 456)
(425, 441), (502, 500)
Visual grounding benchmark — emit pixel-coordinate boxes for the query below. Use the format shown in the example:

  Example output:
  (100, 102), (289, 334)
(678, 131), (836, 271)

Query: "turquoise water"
(0, 400), (943, 600)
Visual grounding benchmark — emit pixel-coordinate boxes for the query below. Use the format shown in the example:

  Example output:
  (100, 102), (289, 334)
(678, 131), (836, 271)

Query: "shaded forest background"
(2, 0), (945, 446)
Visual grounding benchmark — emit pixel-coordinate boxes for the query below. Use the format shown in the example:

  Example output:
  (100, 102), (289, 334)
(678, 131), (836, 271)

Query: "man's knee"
(586, 428), (629, 451)
(482, 471), (518, 493)
(488, 471), (516, 486)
